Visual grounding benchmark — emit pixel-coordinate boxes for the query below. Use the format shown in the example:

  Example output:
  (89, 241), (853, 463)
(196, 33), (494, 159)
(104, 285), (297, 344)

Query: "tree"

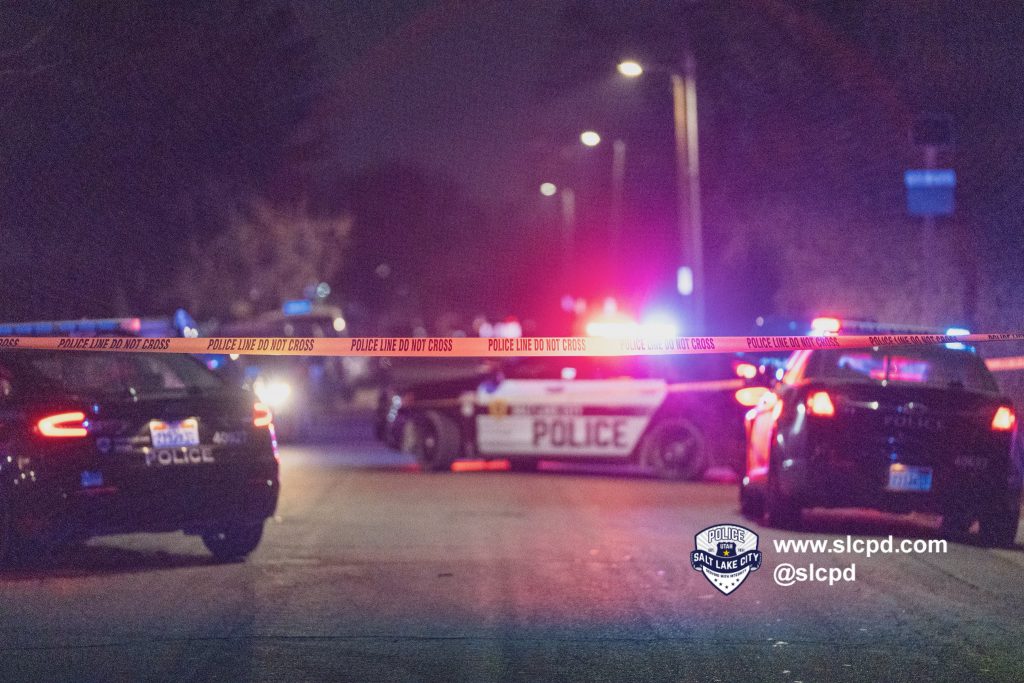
(173, 200), (351, 320)
(0, 1), (325, 319)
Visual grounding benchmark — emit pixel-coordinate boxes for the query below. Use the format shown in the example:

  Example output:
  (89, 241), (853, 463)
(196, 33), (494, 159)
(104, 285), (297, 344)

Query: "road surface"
(1, 415), (1022, 682)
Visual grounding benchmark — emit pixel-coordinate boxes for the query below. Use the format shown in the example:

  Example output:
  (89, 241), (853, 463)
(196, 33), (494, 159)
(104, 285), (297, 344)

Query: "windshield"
(502, 355), (734, 382)
(16, 351), (223, 397)
(805, 347), (998, 393)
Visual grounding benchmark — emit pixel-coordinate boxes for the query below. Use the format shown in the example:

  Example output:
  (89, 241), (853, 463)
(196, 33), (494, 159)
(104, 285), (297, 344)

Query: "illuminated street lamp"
(580, 130), (602, 147)
(538, 182), (576, 270)
(617, 60), (643, 77)
(618, 56), (705, 334)
(576, 130), (627, 258)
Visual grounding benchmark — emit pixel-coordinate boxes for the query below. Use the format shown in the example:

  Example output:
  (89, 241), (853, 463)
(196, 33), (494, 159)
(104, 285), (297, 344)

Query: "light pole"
(574, 131), (627, 261)
(619, 56), (705, 334)
(610, 138), (626, 257)
(540, 130), (624, 277)
(539, 182), (576, 274)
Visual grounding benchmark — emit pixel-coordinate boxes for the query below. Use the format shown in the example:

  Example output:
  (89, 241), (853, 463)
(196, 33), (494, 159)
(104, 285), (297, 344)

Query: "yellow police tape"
(0, 332), (1022, 357)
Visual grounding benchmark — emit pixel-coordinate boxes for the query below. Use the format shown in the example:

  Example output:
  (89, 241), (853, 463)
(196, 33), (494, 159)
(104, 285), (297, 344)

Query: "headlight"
(253, 378), (292, 408)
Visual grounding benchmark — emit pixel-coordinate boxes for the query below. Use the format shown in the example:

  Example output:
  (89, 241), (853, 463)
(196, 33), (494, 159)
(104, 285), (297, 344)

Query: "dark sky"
(298, 0), (627, 202)
(4, 1), (1023, 333)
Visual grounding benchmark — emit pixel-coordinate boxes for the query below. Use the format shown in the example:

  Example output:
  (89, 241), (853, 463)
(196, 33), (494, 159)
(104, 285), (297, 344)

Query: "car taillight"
(37, 411), (89, 437)
(253, 402), (274, 428)
(806, 391), (836, 417)
(734, 386), (768, 407)
(991, 406), (1016, 431)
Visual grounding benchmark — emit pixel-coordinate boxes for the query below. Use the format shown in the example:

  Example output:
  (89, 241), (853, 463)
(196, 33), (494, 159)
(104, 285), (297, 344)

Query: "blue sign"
(905, 169), (955, 216)
(282, 299), (313, 316)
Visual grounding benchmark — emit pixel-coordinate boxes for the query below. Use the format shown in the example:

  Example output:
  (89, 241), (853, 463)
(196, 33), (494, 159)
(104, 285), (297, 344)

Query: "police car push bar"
(1, 332), (1022, 357)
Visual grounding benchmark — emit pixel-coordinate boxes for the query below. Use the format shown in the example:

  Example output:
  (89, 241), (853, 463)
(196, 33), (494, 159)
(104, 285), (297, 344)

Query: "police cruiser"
(378, 353), (770, 479)
(0, 317), (279, 563)
(740, 320), (1021, 546)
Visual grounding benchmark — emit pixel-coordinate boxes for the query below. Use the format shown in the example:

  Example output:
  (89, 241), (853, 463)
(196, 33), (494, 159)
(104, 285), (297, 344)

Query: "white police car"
(378, 355), (768, 479)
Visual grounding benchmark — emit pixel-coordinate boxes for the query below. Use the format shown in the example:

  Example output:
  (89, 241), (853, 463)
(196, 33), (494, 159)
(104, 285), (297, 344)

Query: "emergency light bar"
(0, 318), (142, 336)
(812, 318), (963, 336)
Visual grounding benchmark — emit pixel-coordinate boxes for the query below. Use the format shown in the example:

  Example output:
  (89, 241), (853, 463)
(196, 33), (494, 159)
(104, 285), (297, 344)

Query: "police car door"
(475, 366), (666, 458)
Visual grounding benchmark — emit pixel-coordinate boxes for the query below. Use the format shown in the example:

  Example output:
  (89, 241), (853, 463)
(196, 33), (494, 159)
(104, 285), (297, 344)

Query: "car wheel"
(414, 410), (461, 472)
(645, 420), (707, 481)
(765, 470), (801, 529)
(202, 522), (265, 561)
(508, 458), (538, 473)
(739, 482), (765, 521)
(977, 497), (1020, 548)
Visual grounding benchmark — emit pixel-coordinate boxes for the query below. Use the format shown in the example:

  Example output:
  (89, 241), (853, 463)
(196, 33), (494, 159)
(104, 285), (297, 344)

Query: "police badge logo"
(690, 524), (762, 595)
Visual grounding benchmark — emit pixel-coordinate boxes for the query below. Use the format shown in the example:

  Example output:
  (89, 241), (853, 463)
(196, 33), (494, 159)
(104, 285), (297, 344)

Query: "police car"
(740, 321), (1022, 547)
(0, 320), (279, 563)
(379, 353), (770, 479)
(214, 300), (364, 439)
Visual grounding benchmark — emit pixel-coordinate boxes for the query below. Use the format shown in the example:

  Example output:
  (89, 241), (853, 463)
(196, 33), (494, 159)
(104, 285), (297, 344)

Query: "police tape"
(0, 332), (1023, 357)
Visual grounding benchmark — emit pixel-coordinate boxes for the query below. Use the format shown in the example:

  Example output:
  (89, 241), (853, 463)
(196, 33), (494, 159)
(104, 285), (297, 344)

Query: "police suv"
(378, 354), (770, 479)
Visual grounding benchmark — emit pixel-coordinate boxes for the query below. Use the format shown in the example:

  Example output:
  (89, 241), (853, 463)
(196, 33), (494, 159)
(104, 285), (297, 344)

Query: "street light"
(617, 60), (643, 77)
(617, 56), (705, 334)
(571, 131), (627, 255)
(538, 182), (576, 273)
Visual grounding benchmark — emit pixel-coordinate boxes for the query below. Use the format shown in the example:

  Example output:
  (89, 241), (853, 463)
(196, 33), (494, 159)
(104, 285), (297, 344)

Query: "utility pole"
(670, 51), (704, 334)
(610, 139), (626, 261)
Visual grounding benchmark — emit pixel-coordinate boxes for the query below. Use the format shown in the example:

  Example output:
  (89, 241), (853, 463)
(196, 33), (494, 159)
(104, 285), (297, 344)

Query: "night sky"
(2, 1), (1023, 335)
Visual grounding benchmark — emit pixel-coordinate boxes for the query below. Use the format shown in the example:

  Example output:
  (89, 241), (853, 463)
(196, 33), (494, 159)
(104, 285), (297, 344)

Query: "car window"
(21, 352), (223, 397)
(500, 355), (733, 382)
(804, 347), (998, 393)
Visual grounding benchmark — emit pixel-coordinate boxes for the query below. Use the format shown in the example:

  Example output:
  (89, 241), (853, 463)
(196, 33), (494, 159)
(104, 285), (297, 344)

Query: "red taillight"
(37, 411), (89, 438)
(734, 386), (768, 407)
(734, 362), (758, 379)
(806, 391), (836, 417)
(253, 402), (274, 428)
(991, 406), (1016, 431)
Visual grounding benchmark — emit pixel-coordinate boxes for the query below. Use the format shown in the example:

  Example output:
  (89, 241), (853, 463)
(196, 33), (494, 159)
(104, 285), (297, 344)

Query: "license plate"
(150, 419), (200, 448)
(886, 464), (932, 492)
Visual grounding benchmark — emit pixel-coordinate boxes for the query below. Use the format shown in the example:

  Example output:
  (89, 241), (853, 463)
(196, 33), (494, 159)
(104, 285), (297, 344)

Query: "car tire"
(977, 497), (1020, 548)
(414, 410), (461, 473)
(740, 482), (765, 521)
(202, 522), (265, 561)
(765, 470), (801, 529)
(508, 458), (539, 473)
(645, 420), (708, 481)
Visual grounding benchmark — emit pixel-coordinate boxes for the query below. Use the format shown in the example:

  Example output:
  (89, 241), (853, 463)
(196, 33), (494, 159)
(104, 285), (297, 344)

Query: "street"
(1, 414), (1022, 683)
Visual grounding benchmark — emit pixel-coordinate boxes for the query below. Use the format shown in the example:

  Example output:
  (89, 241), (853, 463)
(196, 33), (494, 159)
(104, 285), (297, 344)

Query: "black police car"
(740, 344), (1022, 546)
(377, 354), (769, 479)
(0, 350), (280, 563)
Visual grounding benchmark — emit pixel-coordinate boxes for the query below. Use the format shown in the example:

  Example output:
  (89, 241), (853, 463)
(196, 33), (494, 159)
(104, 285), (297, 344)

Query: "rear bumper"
(778, 434), (1020, 514)
(9, 465), (279, 542)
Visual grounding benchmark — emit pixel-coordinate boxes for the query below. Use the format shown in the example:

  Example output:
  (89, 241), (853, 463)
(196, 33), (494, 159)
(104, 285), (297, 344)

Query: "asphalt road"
(2, 415), (1023, 682)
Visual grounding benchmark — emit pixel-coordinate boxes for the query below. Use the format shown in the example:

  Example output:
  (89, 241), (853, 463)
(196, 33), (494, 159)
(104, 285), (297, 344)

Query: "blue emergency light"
(282, 299), (313, 316)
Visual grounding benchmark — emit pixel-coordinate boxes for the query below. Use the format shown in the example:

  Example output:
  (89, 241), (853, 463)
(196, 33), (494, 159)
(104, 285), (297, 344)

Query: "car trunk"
(807, 381), (1011, 507)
